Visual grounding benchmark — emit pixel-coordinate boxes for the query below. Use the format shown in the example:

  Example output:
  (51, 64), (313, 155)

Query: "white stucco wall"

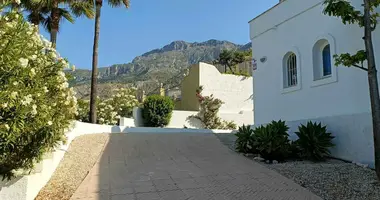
(198, 62), (254, 113)
(0, 121), (125, 200)
(0, 119), (239, 200)
(133, 107), (253, 129)
(249, 0), (380, 167)
(119, 117), (135, 127)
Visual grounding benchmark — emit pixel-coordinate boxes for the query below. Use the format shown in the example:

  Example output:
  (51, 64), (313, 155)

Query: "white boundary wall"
(133, 107), (253, 129)
(0, 121), (236, 200)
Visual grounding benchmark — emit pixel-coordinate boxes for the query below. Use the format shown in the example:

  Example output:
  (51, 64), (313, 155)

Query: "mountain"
(69, 39), (251, 99)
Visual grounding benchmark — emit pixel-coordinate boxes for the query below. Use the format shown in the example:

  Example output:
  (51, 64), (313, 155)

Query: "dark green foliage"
(215, 49), (250, 73)
(289, 140), (301, 160)
(223, 71), (251, 77)
(235, 125), (255, 153)
(294, 121), (335, 161)
(252, 120), (290, 161)
(142, 95), (174, 127)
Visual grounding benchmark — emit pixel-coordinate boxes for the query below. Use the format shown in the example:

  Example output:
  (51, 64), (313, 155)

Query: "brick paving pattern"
(71, 133), (322, 200)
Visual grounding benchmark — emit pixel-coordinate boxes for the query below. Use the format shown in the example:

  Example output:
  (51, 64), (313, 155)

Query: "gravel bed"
(35, 134), (109, 200)
(215, 133), (380, 200)
(262, 160), (380, 200)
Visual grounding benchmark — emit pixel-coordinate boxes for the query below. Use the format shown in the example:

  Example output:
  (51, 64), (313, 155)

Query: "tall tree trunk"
(50, 0), (59, 48)
(89, 0), (102, 123)
(363, 0), (380, 180)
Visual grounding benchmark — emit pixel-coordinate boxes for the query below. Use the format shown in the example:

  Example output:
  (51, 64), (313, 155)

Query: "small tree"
(215, 49), (246, 74)
(323, 0), (380, 180)
(189, 86), (237, 130)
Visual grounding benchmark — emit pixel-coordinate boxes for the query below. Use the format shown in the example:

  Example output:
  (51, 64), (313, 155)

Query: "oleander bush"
(76, 99), (90, 122)
(76, 88), (139, 125)
(142, 95), (174, 127)
(190, 86), (237, 130)
(0, 9), (77, 179)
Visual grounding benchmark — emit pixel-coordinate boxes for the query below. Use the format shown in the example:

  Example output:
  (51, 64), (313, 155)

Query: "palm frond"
(42, 16), (52, 32)
(69, 0), (94, 18)
(58, 8), (74, 24)
(108, 0), (130, 8)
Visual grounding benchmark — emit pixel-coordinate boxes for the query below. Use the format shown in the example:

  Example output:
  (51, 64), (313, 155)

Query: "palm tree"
(48, 0), (94, 48)
(89, 0), (130, 123)
(8, 0), (48, 31)
(11, 0), (94, 47)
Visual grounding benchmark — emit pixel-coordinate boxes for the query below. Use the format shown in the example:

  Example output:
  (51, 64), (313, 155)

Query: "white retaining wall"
(0, 121), (120, 200)
(133, 107), (254, 129)
(253, 112), (375, 168)
(0, 120), (237, 200)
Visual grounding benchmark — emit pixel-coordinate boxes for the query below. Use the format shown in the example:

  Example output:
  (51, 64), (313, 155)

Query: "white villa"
(249, 0), (380, 168)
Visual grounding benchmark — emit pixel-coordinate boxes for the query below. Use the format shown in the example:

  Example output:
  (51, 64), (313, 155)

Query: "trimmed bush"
(252, 120), (290, 161)
(0, 10), (77, 179)
(142, 95), (174, 127)
(294, 121), (335, 161)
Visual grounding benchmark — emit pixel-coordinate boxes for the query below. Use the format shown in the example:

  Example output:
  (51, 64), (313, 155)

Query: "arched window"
(322, 44), (331, 76)
(313, 39), (333, 80)
(311, 35), (338, 87)
(285, 53), (297, 87)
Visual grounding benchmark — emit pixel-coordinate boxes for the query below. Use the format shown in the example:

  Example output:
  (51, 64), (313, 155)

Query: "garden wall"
(132, 107), (253, 129)
(0, 121), (236, 200)
(253, 112), (375, 169)
(179, 62), (254, 113)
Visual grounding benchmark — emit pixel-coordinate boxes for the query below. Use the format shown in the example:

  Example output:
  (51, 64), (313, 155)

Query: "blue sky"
(40, 0), (278, 69)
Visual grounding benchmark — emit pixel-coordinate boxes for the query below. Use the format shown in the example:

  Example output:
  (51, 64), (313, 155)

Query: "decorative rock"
(253, 156), (265, 162)
(355, 162), (369, 168)
(245, 153), (255, 157)
(273, 160), (279, 164)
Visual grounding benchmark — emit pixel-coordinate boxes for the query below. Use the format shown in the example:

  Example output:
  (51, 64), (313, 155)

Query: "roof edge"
(248, 0), (285, 24)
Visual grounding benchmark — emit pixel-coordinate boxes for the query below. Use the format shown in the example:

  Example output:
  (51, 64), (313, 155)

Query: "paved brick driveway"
(71, 133), (321, 200)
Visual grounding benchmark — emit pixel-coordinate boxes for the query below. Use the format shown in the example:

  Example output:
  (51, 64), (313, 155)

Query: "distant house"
(177, 62), (254, 126)
(249, 0), (380, 167)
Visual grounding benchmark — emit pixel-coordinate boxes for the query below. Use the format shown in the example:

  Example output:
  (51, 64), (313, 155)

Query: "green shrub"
(294, 121), (335, 161)
(252, 120), (290, 161)
(289, 140), (301, 159)
(0, 10), (77, 179)
(142, 95), (174, 127)
(235, 125), (255, 153)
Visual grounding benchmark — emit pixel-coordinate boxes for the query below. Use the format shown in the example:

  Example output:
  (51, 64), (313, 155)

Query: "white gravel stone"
(260, 159), (380, 200)
(215, 133), (380, 200)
